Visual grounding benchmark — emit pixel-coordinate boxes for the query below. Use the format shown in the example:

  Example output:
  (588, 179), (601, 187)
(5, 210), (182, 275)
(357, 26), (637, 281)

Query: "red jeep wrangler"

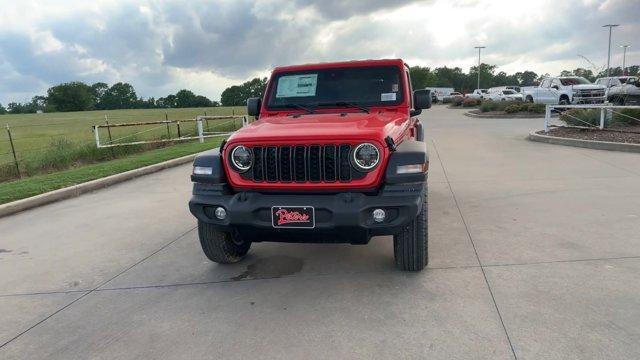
(189, 59), (431, 271)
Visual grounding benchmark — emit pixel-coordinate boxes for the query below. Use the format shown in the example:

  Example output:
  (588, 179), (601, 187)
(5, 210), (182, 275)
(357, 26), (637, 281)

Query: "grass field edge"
(0, 152), (199, 218)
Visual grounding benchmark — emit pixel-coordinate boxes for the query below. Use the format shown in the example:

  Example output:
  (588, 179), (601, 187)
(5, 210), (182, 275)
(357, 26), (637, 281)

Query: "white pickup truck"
(522, 77), (606, 105)
(465, 89), (488, 100)
(594, 76), (640, 105)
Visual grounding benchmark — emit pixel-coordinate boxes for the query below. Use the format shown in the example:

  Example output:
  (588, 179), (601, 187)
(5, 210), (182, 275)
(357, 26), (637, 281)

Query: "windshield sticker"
(381, 92), (397, 101)
(391, 84), (399, 92)
(276, 74), (318, 98)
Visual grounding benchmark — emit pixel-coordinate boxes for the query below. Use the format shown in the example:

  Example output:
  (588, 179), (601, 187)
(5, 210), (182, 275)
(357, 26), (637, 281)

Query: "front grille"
(250, 144), (353, 183)
(576, 89), (605, 98)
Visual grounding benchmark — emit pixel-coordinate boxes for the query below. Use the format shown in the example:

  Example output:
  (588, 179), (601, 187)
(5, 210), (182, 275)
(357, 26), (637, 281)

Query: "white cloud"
(0, 0), (639, 104)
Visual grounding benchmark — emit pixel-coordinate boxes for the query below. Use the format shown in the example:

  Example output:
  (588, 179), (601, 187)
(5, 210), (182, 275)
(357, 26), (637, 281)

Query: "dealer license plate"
(271, 206), (315, 229)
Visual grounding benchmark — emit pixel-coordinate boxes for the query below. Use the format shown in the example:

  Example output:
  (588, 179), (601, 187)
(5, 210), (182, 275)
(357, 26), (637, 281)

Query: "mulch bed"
(538, 126), (640, 144)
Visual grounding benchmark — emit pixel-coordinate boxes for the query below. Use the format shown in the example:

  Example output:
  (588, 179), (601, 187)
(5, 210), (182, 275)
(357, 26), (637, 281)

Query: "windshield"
(560, 77), (591, 86)
(266, 66), (403, 109)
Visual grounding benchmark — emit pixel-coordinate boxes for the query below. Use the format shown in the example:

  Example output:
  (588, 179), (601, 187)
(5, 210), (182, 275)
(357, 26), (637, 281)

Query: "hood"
(228, 111), (409, 145)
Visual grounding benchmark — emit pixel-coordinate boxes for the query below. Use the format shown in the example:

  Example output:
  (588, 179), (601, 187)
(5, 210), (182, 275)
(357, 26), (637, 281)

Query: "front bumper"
(189, 182), (426, 244)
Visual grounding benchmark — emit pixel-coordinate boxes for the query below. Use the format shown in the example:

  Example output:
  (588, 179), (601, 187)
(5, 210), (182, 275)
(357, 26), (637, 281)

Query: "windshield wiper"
(283, 103), (315, 114)
(320, 102), (370, 114)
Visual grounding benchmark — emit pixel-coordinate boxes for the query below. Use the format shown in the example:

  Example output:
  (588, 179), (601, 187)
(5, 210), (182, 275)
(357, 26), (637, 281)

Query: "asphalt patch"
(231, 255), (304, 281)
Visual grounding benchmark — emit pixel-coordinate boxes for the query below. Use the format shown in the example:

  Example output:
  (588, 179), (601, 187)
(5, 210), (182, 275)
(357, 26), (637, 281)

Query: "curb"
(464, 111), (545, 119)
(528, 131), (640, 153)
(0, 153), (198, 218)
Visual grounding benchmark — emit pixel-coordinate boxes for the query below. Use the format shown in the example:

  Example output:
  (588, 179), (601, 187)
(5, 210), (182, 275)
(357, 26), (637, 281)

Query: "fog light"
(214, 207), (227, 220)
(193, 166), (213, 175)
(396, 163), (426, 174)
(372, 208), (386, 223)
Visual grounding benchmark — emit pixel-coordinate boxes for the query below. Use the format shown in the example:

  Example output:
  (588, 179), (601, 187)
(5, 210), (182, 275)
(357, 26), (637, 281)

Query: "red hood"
(227, 111), (409, 145)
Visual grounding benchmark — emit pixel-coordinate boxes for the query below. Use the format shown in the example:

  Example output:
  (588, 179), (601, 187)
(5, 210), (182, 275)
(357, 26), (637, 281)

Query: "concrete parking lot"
(1, 105), (639, 359)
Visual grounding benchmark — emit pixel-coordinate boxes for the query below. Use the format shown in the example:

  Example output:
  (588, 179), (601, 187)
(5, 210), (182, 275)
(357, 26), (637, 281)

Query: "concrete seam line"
(464, 111), (544, 119)
(528, 131), (640, 153)
(0, 153), (198, 218)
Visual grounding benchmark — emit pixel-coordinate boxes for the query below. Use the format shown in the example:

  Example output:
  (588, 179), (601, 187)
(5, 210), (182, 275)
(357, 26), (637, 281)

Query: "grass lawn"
(0, 106), (246, 182)
(0, 138), (222, 205)
(0, 106), (245, 165)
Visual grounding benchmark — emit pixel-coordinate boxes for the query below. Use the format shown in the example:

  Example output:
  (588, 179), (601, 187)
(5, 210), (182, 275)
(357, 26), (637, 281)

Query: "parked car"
(443, 92), (463, 102)
(488, 86), (522, 94)
(522, 77), (606, 105)
(594, 76), (640, 105)
(465, 89), (488, 99)
(189, 59), (431, 271)
(488, 89), (523, 102)
(425, 87), (455, 102)
(431, 90), (438, 104)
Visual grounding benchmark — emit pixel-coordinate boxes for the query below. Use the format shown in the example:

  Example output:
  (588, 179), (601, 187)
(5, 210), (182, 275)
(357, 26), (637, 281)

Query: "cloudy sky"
(0, 0), (638, 104)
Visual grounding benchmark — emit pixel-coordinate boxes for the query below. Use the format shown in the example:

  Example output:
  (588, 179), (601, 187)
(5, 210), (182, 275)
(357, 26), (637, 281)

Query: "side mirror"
(247, 97), (261, 117)
(551, 85), (559, 90)
(411, 89), (431, 116)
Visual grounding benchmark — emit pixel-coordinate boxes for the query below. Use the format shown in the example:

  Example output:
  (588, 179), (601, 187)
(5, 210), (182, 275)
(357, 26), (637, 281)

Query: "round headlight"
(352, 143), (380, 171)
(230, 145), (252, 172)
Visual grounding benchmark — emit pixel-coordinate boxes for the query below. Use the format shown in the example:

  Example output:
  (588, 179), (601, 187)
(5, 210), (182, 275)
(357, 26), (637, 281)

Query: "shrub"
(611, 109), (640, 126)
(504, 104), (521, 114)
(479, 101), (495, 112)
(462, 98), (480, 107)
(559, 109), (603, 127)
(526, 103), (545, 114)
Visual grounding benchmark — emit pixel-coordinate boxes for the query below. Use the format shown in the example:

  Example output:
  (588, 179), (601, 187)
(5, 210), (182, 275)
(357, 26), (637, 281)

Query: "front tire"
(393, 186), (428, 271)
(198, 221), (251, 264)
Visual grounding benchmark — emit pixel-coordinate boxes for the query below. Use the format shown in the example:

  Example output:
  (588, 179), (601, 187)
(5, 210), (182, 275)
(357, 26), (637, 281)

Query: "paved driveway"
(1, 106), (639, 359)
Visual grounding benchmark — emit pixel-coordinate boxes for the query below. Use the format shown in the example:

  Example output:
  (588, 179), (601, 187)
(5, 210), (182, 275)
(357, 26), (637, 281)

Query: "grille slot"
(308, 145), (322, 182)
(252, 147), (264, 181)
(339, 145), (352, 182)
(279, 146), (292, 182)
(294, 146), (306, 182)
(323, 145), (337, 182)
(265, 147), (278, 182)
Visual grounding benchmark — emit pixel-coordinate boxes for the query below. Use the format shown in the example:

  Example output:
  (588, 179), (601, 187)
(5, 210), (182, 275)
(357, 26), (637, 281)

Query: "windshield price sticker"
(381, 92), (397, 101)
(276, 74), (318, 98)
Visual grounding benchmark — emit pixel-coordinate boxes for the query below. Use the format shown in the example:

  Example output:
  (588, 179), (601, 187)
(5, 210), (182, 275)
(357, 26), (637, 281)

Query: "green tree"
(221, 77), (267, 106)
(0, 103), (7, 115)
(409, 66), (437, 89)
(514, 71), (538, 86)
(175, 89), (198, 108)
(220, 85), (243, 106)
(100, 82), (138, 109)
(46, 82), (94, 112)
(91, 82), (109, 109)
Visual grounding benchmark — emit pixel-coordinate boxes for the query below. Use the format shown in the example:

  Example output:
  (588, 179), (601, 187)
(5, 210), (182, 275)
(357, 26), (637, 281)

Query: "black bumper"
(189, 182), (425, 244)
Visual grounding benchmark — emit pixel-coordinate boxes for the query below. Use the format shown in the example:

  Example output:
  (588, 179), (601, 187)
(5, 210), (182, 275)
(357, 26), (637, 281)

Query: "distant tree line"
(1, 81), (219, 114)
(2, 64), (638, 115)
(409, 64), (640, 93)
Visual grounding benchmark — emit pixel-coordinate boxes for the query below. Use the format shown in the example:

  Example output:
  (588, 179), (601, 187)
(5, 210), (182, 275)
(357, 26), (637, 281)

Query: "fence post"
(105, 119), (115, 157)
(93, 125), (101, 148)
(242, 115), (248, 128)
(196, 116), (204, 143)
(165, 113), (171, 138)
(599, 108), (605, 130)
(5, 124), (21, 178)
(544, 105), (551, 133)
(177, 121), (181, 138)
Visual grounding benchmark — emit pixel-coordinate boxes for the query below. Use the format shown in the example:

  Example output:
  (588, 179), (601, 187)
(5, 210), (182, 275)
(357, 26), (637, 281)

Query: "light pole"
(474, 46), (485, 90)
(603, 24), (619, 76)
(620, 45), (630, 75)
